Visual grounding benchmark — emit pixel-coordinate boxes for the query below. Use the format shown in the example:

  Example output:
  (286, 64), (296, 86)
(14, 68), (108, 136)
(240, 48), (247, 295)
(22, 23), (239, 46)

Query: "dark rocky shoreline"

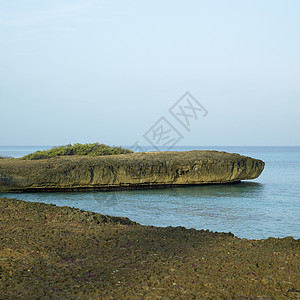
(0, 197), (299, 299)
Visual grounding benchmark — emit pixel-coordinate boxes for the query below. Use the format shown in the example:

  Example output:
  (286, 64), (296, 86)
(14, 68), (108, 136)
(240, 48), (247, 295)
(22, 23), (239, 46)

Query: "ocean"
(0, 146), (299, 240)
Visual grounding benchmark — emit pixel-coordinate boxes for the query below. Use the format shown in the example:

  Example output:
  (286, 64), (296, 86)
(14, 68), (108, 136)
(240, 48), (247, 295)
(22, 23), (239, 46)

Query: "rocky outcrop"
(0, 151), (264, 192)
(0, 197), (298, 299)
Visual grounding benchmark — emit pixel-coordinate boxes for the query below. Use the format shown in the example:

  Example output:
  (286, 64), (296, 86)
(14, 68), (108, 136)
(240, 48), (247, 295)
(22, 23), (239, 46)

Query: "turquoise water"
(0, 146), (52, 158)
(0, 146), (299, 239)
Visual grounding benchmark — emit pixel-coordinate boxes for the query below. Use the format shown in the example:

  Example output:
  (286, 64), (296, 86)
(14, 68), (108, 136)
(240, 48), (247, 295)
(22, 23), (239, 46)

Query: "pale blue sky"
(1, 0), (299, 146)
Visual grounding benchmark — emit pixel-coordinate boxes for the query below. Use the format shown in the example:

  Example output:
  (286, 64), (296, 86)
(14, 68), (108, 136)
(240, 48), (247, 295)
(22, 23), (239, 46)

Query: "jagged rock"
(0, 151), (264, 192)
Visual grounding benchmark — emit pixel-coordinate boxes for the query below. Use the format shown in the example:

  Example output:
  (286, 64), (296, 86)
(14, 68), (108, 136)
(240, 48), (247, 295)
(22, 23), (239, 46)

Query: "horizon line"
(0, 145), (300, 147)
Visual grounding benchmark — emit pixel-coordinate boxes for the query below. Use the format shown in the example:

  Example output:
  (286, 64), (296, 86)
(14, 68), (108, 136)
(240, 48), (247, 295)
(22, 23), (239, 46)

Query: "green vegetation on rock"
(20, 143), (133, 160)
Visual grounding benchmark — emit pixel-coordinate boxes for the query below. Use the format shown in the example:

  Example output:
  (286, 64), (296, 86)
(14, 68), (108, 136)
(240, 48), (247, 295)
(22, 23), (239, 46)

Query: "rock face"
(0, 151), (265, 192)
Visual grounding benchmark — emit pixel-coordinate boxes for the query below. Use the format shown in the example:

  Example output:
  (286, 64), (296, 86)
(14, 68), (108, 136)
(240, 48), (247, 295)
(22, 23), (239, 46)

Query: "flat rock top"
(0, 150), (262, 166)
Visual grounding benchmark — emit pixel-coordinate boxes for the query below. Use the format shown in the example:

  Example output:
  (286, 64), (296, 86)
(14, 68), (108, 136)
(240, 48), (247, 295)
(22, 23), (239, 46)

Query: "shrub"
(20, 143), (133, 160)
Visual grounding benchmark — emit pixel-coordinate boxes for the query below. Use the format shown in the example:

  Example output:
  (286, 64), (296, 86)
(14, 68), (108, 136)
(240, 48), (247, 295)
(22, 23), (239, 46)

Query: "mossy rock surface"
(0, 197), (299, 299)
(0, 151), (264, 192)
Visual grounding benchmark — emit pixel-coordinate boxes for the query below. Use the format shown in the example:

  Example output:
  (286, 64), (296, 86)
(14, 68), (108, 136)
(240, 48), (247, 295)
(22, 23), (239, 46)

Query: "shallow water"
(0, 146), (299, 239)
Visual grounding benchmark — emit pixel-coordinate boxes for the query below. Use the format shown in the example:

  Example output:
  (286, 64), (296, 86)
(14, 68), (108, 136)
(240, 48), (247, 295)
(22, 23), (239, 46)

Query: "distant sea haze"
(0, 146), (299, 239)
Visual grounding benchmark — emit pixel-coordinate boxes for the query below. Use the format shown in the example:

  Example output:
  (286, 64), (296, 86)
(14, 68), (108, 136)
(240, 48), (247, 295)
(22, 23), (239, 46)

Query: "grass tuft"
(20, 143), (133, 160)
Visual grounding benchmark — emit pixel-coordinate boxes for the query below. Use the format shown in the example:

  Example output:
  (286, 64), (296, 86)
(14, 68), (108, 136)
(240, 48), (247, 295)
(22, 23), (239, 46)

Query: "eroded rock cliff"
(0, 151), (264, 192)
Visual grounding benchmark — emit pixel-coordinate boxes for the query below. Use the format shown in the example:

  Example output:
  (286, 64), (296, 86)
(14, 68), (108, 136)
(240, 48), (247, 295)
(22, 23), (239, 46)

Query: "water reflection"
(91, 182), (265, 206)
(1, 181), (298, 240)
(90, 182), (267, 236)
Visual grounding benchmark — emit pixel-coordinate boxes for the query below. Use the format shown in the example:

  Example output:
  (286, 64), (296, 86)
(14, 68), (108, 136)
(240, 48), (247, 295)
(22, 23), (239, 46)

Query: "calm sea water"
(0, 146), (299, 239)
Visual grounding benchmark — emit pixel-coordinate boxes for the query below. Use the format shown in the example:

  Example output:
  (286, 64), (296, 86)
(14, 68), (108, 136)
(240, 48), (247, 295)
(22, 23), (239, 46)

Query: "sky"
(0, 0), (299, 146)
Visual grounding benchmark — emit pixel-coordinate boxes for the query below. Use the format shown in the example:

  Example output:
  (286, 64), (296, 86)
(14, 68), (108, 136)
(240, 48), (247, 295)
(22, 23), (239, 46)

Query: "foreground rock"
(0, 198), (299, 299)
(0, 151), (264, 192)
